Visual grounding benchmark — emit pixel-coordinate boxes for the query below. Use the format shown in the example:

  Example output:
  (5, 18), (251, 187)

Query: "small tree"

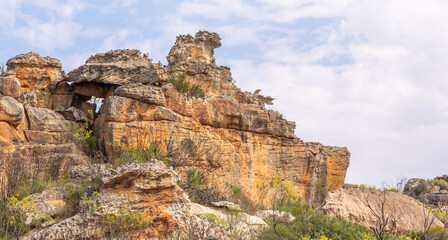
(359, 190), (405, 240)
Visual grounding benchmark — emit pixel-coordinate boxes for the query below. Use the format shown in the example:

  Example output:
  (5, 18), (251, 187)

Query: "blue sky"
(1, 0), (448, 187)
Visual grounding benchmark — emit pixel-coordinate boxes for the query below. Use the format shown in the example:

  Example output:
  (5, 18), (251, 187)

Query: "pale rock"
(26, 187), (67, 226)
(255, 210), (296, 224)
(322, 188), (444, 232)
(210, 201), (242, 211)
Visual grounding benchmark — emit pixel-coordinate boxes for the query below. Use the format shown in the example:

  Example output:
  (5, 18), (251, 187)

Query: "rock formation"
(0, 31), (353, 239)
(403, 176), (448, 210)
(25, 160), (266, 239)
(0, 31), (350, 205)
(322, 187), (444, 233)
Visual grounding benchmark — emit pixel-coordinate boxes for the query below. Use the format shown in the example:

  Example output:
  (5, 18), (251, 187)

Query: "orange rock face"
(4, 52), (66, 92)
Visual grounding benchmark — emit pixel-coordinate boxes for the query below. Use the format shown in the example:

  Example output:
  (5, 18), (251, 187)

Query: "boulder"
(68, 49), (169, 85)
(322, 188), (444, 232)
(55, 107), (89, 123)
(115, 83), (167, 106)
(4, 52), (66, 91)
(167, 31), (221, 65)
(210, 201), (242, 211)
(0, 76), (21, 98)
(26, 107), (75, 132)
(0, 96), (24, 127)
(255, 210), (296, 224)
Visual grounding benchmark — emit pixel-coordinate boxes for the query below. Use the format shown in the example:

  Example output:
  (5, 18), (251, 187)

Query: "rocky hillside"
(404, 175), (448, 210)
(0, 31), (350, 204)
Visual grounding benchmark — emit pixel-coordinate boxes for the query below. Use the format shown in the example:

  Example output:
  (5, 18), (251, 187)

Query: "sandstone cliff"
(0, 31), (350, 205)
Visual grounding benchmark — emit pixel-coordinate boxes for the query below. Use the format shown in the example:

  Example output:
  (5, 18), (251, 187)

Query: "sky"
(0, 0), (447, 187)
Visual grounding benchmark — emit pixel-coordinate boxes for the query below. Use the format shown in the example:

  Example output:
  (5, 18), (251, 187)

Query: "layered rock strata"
(0, 53), (88, 198)
(1, 31), (351, 205)
(25, 161), (266, 239)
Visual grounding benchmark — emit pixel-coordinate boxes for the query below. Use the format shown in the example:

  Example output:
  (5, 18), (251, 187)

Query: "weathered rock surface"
(68, 49), (169, 85)
(1, 30), (351, 208)
(167, 31), (239, 97)
(322, 188), (444, 233)
(4, 52), (66, 92)
(26, 187), (67, 225)
(115, 83), (167, 106)
(26, 161), (266, 239)
(0, 96), (24, 127)
(26, 107), (74, 132)
(403, 177), (448, 210)
(256, 210), (296, 224)
(0, 76), (21, 98)
(210, 201), (242, 211)
(18, 91), (38, 107)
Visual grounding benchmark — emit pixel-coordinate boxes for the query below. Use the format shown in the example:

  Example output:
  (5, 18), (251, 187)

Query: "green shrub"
(169, 71), (204, 94)
(383, 187), (401, 193)
(257, 202), (374, 240)
(429, 179), (448, 191)
(112, 143), (163, 168)
(100, 208), (151, 238)
(14, 173), (58, 199)
(0, 195), (53, 239)
(426, 226), (448, 240)
(62, 177), (103, 218)
(66, 110), (97, 154)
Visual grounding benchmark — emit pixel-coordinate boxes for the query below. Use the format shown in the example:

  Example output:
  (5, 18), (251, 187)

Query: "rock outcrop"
(403, 176), (448, 210)
(322, 188), (444, 233)
(26, 160), (266, 239)
(63, 31), (349, 204)
(1, 31), (350, 205)
(68, 49), (169, 85)
(4, 52), (66, 92)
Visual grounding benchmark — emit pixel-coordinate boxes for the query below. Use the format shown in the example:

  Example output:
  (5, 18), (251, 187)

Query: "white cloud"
(13, 20), (82, 50)
(203, 0), (448, 186)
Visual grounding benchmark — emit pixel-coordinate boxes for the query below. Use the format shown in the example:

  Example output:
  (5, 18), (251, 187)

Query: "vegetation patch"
(169, 71), (204, 95)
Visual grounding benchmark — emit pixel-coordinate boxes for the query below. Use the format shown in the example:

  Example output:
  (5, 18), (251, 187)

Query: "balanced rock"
(68, 49), (169, 85)
(4, 52), (66, 92)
